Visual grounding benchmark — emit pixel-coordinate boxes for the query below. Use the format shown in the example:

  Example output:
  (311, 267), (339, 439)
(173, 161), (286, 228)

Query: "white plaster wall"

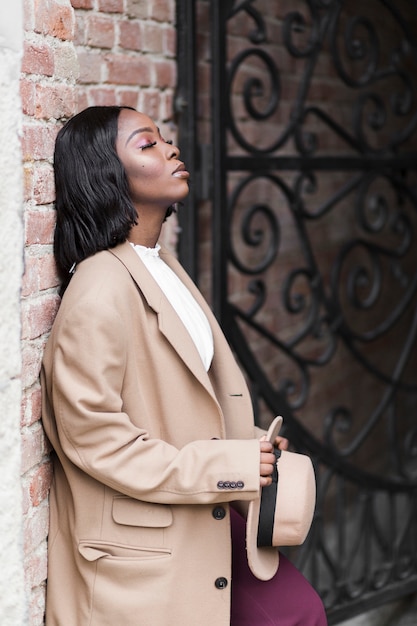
(0, 1), (27, 624)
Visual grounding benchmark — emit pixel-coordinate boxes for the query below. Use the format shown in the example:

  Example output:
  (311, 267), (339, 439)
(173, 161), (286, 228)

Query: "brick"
(22, 253), (60, 296)
(76, 90), (89, 111)
(162, 25), (176, 57)
(196, 30), (210, 63)
(21, 338), (49, 391)
(152, 58), (176, 89)
(149, 0), (173, 23)
(119, 20), (142, 51)
(138, 89), (161, 120)
(53, 43), (80, 80)
(71, 0), (93, 8)
(34, 0), (75, 41)
(34, 83), (76, 119)
(21, 256), (40, 296)
(25, 209), (56, 245)
(21, 294), (60, 340)
(33, 163), (55, 205)
(196, 0), (209, 33)
(29, 462), (54, 507)
(97, 0), (123, 13)
(118, 89), (140, 108)
(23, 167), (34, 204)
(21, 422), (49, 474)
(160, 89), (174, 122)
(126, 0), (148, 20)
(105, 53), (151, 85)
(88, 87), (117, 105)
(21, 387), (42, 428)
(39, 255), (60, 290)
(23, 499), (49, 554)
(20, 78), (36, 116)
(22, 473), (32, 517)
(77, 50), (105, 83)
(21, 123), (58, 162)
(87, 15), (116, 48)
(23, 0), (35, 31)
(195, 60), (209, 93)
(74, 13), (86, 45)
(141, 21), (163, 53)
(22, 41), (54, 76)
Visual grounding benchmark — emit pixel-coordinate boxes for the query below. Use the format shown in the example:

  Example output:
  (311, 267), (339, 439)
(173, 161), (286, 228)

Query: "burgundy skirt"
(230, 508), (328, 626)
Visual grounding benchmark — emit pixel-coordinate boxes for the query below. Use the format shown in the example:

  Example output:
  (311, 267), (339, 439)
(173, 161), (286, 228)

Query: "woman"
(41, 106), (327, 625)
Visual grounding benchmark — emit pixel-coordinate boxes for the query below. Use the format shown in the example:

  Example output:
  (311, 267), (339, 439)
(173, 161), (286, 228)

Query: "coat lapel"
(108, 242), (216, 398)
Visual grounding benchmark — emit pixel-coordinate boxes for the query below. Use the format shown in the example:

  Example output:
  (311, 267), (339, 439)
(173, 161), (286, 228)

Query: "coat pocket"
(79, 540), (171, 562)
(111, 496), (173, 528)
(78, 498), (173, 564)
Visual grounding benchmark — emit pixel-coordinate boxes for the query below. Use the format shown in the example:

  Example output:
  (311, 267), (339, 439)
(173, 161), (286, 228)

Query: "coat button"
(215, 577), (228, 589)
(212, 506), (226, 520)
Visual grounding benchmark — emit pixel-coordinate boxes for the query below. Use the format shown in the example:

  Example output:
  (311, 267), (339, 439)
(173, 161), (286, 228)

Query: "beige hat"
(246, 416), (316, 580)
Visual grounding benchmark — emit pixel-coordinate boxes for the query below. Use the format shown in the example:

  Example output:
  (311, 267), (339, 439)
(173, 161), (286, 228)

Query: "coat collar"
(108, 242), (218, 398)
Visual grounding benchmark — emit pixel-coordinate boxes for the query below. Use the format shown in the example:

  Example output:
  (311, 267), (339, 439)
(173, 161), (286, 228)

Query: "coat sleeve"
(47, 297), (261, 506)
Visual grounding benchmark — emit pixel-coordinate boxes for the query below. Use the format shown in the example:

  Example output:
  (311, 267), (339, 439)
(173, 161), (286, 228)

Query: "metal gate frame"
(176, 1), (417, 622)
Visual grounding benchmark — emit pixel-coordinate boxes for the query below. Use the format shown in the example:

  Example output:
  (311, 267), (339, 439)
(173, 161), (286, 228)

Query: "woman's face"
(116, 109), (190, 212)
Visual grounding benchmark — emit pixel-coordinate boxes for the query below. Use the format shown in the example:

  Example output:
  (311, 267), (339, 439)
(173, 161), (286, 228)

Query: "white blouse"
(130, 243), (214, 371)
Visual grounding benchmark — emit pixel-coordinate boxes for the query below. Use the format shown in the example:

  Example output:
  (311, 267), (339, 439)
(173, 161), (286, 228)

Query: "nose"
(168, 142), (180, 159)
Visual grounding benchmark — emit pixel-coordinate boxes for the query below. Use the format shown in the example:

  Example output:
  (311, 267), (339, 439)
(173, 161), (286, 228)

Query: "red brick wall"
(20, 1), (178, 623)
(20, 3), (75, 622)
(73, 0), (176, 117)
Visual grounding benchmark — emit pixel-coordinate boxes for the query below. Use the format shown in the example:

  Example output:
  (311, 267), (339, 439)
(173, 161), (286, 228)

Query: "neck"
(128, 234), (159, 248)
(128, 216), (163, 248)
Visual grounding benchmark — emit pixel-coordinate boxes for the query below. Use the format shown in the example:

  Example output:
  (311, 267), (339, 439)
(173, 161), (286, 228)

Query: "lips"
(172, 163), (190, 178)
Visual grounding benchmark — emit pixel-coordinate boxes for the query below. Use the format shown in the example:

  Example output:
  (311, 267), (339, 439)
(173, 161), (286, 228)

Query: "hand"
(274, 435), (289, 451)
(259, 440), (276, 487)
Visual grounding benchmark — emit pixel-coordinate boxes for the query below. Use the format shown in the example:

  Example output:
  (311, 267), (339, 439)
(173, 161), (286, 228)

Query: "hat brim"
(246, 416), (283, 581)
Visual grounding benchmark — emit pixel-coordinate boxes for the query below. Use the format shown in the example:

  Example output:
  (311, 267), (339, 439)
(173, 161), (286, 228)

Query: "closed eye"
(140, 141), (157, 150)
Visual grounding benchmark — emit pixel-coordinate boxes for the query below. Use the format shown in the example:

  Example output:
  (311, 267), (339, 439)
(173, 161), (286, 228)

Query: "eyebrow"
(125, 126), (158, 146)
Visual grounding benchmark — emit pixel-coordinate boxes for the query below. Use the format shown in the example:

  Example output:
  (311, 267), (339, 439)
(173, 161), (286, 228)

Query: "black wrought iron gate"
(176, 1), (417, 622)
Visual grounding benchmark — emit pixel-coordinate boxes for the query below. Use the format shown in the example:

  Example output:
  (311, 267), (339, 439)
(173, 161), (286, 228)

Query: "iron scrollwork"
(212, 0), (417, 621)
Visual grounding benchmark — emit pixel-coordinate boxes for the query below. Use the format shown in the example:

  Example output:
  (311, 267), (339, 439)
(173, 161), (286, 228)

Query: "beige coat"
(41, 242), (263, 626)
